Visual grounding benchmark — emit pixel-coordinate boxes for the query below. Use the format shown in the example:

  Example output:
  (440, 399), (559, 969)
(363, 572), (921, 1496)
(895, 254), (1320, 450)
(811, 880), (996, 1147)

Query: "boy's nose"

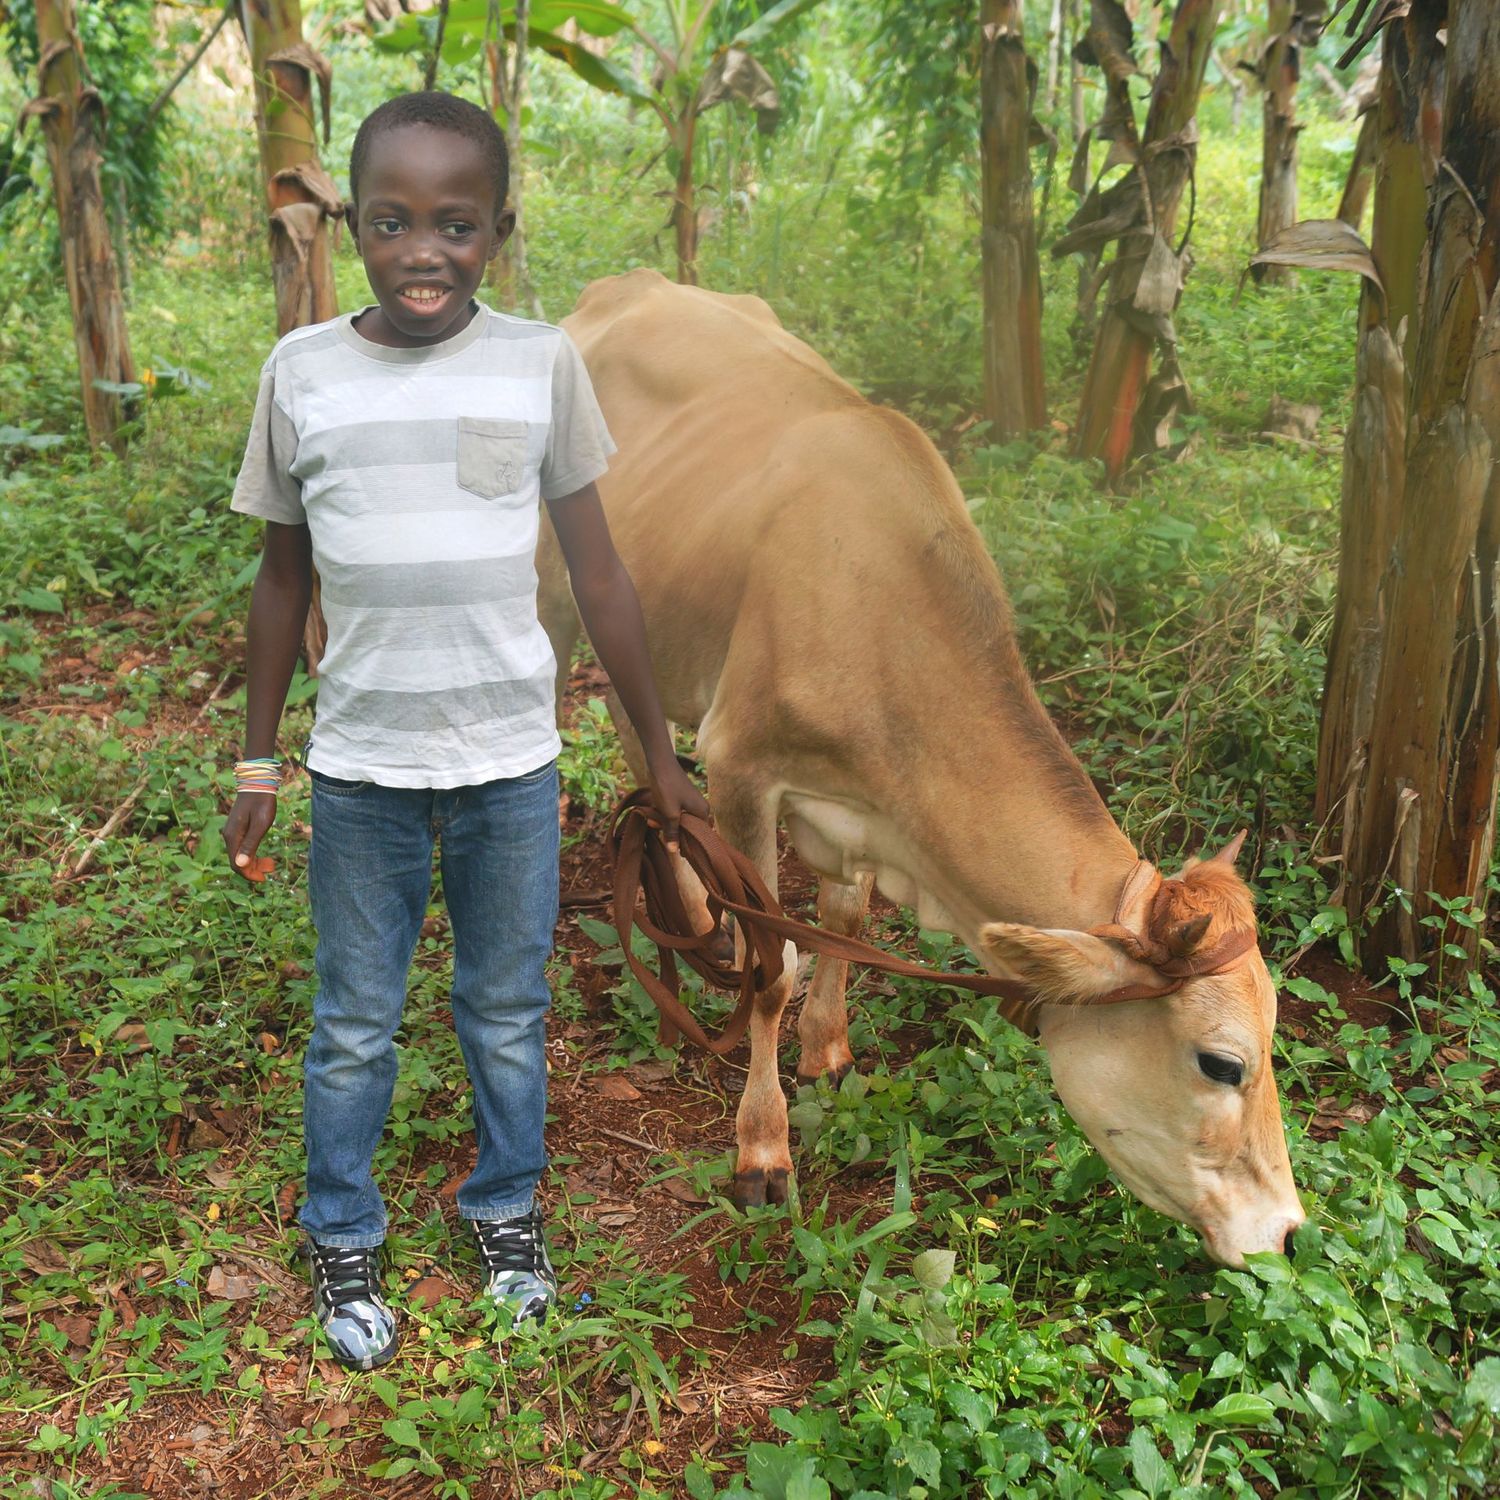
(403, 235), (443, 267)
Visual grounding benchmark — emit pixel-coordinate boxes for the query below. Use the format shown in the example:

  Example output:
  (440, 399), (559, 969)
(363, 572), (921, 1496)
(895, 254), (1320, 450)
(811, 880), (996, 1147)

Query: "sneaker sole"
(323, 1328), (399, 1371)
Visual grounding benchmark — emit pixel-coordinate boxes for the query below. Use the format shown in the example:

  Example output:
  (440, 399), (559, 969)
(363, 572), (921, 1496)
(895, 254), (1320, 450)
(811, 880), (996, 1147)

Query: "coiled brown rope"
(608, 791), (1041, 1050)
(608, 792), (1260, 1055)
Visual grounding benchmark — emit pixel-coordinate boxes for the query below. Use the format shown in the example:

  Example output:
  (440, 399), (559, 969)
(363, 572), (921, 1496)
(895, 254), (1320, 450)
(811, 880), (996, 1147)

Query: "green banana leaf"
(371, 0), (633, 55)
(728, 0), (827, 51)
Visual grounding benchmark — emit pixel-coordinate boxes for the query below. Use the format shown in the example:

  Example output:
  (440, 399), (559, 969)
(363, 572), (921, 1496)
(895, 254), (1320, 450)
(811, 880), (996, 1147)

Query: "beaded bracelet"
(234, 757), (282, 796)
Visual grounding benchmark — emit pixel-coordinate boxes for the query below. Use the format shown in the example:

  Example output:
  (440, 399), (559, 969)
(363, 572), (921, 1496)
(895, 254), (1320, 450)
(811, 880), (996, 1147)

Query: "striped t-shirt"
(230, 302), (616, 788)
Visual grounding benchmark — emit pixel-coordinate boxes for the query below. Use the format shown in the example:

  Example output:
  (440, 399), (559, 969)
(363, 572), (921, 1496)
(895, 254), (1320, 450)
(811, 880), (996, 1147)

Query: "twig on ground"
(56, 669), (236, 881)
(63, 771), (150, 881)
(598, 1127), (661, 1153)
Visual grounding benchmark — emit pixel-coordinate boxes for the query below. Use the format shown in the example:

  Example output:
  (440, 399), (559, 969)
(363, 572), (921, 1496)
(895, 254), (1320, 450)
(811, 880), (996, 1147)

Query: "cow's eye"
(1197, 1052), (1244, 1086)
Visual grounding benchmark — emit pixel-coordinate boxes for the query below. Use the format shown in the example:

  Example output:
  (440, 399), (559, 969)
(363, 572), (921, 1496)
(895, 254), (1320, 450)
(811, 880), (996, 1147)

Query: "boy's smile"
(347, 123), (514, 349)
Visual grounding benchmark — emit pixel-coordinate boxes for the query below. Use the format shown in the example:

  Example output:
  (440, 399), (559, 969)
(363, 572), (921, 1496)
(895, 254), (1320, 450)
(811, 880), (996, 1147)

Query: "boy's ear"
(489, 206), (517, 261)
(344, 201), (360, 244)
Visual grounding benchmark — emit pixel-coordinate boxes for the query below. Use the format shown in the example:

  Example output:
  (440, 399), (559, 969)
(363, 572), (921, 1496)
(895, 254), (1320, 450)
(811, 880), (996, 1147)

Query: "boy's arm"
(222, 520), (314, 878)
(545, 483), (709, 849)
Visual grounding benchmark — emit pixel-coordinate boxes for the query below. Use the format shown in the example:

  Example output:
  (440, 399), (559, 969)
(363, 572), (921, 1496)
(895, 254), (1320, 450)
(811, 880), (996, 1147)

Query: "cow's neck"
(797, 645), (1141, 946)
(906, 720), (1136, 940)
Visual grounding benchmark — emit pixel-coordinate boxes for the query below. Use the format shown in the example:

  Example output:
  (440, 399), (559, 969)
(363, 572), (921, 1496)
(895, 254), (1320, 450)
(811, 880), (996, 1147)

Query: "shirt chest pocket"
(456, 416), (531, 500)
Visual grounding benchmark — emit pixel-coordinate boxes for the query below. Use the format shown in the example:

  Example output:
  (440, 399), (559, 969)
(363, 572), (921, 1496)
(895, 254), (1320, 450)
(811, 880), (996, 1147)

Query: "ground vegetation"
(2, 5), (1498, 1497)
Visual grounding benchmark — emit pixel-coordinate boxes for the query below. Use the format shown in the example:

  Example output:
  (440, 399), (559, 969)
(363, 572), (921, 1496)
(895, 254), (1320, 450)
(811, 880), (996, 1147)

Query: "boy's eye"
(441, 222), (476, 238)
(371, 218), (404, 235)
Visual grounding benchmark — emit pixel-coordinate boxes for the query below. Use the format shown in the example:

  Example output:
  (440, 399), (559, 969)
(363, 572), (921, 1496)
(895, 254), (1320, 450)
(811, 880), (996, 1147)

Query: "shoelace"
(308, 1243), (383, 1314)
(474, 1213), (544, 1278)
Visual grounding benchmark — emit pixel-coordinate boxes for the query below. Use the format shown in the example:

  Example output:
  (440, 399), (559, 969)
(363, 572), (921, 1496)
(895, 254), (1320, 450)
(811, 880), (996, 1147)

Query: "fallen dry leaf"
(187, 1118), (228, 1152)
(565, 1158), (616, 1197)
(206, 1264), (257, 1301)
(593, 1075), (642, 1101)
(163, 1424), (212, 1453)
(408, 1276), (461, 1310)
(53, 1313), (93, 1347)
(113, 1289), (137, 1331)
(659, 1176), (709, 1206)
(204, 1164), (236, 1191)
(627, 1060), (675, 1085)
(1311, 1096), (1379, 1134)
(263, 1357), (306, 1397)
(21, 1239), (70, 1276)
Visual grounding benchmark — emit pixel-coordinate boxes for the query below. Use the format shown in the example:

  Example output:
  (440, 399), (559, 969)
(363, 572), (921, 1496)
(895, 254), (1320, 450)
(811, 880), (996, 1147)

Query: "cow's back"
(566, 268), (850, 417)
(550, 271), (1015, 737)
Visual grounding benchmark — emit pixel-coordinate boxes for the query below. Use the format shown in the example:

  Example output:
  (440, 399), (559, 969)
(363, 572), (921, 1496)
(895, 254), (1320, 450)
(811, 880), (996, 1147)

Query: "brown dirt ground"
(6, 617), (1456, 1499)
(5, 633), (896, 1499)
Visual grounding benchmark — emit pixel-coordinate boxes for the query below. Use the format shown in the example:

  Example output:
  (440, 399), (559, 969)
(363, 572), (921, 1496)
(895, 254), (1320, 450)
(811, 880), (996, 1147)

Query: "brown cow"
(539, 269), (1304, 1265)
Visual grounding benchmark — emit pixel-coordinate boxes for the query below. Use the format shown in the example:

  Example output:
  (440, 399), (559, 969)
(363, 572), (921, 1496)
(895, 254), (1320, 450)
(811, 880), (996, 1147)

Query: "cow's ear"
(1206, 829), (1248, 867)
(978, 923), (1164, 1007)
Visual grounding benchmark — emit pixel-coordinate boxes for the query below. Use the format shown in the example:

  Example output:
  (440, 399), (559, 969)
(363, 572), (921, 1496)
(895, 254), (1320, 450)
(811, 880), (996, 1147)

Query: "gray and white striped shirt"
(230, 303), (615, 788)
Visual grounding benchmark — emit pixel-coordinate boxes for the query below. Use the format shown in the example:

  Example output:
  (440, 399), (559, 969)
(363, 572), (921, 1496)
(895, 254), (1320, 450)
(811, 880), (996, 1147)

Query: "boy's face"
(347, 123), (515, 348)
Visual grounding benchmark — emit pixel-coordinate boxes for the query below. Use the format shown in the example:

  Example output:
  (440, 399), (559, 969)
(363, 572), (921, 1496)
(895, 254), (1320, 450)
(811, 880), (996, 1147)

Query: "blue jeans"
(300, 761), (559, 1248)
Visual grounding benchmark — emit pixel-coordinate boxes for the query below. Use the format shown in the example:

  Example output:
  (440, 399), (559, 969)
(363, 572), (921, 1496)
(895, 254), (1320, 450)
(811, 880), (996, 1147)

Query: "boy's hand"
(646, 759), (710, 855)
(223, 792), (279, 883)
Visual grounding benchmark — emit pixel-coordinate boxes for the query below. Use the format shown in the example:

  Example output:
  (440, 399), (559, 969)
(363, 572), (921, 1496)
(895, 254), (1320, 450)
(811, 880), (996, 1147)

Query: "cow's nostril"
(1282, 1226), (1298, 1257)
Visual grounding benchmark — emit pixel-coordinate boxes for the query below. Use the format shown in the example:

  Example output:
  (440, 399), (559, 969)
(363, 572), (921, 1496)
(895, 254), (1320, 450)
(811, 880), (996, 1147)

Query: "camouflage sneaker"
(302, 1239), (398, 1370)
(472, 1206), (557, 1326)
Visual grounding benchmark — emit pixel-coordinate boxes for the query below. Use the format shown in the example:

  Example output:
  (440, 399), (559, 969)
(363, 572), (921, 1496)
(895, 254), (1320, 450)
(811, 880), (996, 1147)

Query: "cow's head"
(978, 837), (1303, 1265)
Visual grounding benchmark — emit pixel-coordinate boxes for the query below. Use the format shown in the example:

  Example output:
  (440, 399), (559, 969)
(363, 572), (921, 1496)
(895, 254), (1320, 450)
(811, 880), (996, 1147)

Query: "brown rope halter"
(607, 790), (1258, 1054)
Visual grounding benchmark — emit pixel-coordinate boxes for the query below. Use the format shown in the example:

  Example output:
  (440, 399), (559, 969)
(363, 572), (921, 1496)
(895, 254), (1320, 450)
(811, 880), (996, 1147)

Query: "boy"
(222, 90), (706, 1370)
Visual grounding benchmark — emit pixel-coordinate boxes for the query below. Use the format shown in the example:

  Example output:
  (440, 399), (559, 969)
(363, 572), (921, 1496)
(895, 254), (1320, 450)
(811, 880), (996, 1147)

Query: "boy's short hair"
(349, 91), (510, 213)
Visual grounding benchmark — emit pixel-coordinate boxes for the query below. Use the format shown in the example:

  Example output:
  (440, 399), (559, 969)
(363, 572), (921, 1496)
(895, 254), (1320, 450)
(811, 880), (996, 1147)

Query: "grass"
(2, 19), (1499, 1500)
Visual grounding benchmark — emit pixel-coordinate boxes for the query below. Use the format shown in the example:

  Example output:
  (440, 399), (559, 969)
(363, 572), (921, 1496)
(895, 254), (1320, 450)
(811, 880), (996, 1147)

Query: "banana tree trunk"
(1255, 0), (1303, 285)
(31, 0), (137, 453)
(1315, 2), (1444, 835)
(1348, 0), (1500, 969)
(240, 0), (339, 672)
(1068, 0), (1086, 140)
(1335, 107), (1376, 229)
(485, 14), (516, 305)
(980, 0), (1046, 436)
(1044, 0), (1064, 113)
(240, 0), (340, 337)
(502, 0), (542, 315)
(672, 111), (700, 285)
(1072, 0), (1222, 482)
(1371, 7), (1444, 360)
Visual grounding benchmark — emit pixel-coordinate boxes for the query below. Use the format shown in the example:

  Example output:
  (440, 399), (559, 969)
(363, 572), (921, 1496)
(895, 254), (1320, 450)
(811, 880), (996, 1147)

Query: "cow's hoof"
(732, 1167), (790, 1207)
(795, 1061), (856, 1089)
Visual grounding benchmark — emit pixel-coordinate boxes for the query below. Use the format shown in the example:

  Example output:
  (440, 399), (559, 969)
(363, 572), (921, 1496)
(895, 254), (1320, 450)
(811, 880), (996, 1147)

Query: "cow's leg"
(795, 872), (872, 1086)
(710, 774), (796, 1208)
(602, 684), (728, 960)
